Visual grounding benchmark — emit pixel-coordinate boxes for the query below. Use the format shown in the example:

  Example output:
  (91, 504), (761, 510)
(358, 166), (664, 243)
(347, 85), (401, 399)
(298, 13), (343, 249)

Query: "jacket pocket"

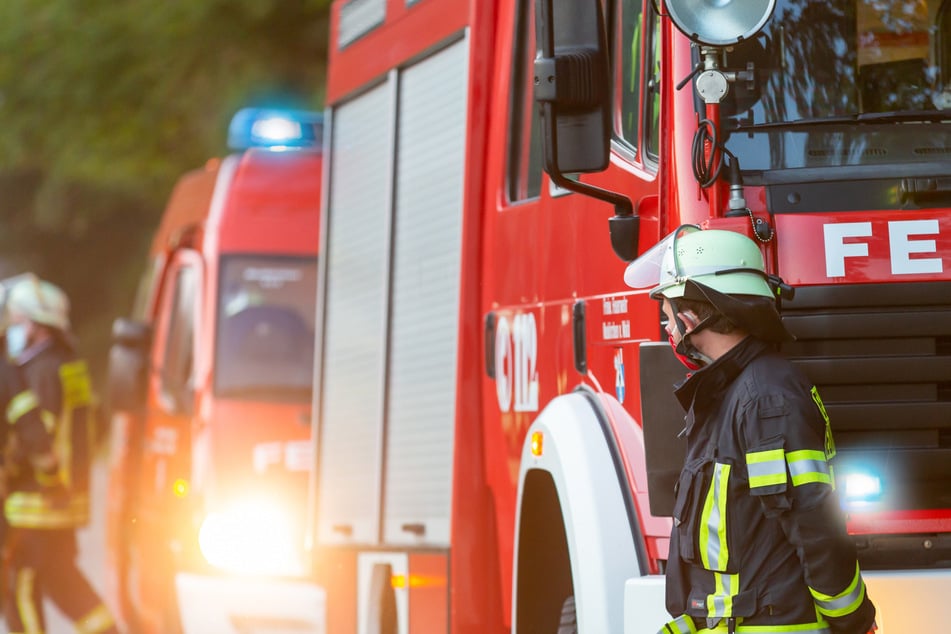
(673, 456), (735, 572)
(672, 457), (706, 564)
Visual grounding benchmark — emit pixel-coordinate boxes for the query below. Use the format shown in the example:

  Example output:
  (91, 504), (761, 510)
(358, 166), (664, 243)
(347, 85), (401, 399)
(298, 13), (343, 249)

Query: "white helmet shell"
(7, 276), (71, 332)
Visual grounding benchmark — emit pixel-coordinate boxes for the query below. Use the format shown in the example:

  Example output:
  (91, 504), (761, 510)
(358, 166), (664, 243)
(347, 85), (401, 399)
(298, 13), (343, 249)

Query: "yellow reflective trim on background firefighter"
(809, 563), (866, 619)
(57, 360), (94, 488)
(7, 390), (39, 425)
(76, 603), (116, 634)
(746, 449), (786, 489)
(15, 567), (43, 634)
(700, 463), (731, 571)
(60, 360), (93, 406)
(4, 491), (90, 529)
(785, 450), (832, 487)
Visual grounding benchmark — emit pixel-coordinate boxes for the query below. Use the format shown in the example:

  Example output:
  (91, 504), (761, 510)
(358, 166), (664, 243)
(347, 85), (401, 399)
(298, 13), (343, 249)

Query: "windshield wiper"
(730, 110), (951, 132)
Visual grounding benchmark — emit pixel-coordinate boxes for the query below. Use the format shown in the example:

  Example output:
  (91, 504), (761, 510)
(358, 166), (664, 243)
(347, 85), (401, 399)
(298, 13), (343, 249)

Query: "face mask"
(6, 323), (28, 359)
(668, 332), (703, 371)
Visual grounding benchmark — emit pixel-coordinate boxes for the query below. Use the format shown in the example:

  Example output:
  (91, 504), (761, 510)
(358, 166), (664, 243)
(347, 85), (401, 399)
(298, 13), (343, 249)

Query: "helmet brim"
(681, 279), (794, 343)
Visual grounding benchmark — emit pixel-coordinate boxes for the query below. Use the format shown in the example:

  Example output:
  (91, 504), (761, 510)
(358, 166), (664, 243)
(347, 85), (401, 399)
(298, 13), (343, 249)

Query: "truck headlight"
(198, 499), (305, 577)
(841, 470), (883, 509)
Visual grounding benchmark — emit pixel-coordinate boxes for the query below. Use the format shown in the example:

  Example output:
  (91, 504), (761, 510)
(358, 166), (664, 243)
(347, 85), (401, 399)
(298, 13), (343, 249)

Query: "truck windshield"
(718, 0), (951, 171)
(214, 255), (317, 401)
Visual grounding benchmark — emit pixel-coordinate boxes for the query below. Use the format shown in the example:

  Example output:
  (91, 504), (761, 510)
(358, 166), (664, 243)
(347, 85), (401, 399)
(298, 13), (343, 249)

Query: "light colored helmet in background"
(0, 273), (40, 333)
(6, 275), (71, 332)
(624, 225), (774, 300)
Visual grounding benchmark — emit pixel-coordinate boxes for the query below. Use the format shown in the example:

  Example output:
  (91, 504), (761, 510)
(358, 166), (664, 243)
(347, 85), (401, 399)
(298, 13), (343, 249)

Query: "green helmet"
(625, 226), (774, 299)
(625, 226), (793, 342)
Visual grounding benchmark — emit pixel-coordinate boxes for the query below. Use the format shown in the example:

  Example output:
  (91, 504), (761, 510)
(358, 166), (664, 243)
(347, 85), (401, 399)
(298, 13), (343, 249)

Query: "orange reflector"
(172, 478), (189, 498)
(391, 574), (446, 589)
(531, 431), (544, 457)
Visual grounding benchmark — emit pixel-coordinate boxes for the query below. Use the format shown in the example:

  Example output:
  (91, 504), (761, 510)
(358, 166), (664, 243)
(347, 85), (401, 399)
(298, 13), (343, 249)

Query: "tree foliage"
(0, 0), (331, 383)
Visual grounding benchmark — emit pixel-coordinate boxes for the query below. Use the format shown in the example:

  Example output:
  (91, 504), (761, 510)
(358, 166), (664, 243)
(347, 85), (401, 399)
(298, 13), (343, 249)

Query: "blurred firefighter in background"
(1, 274), (118, 634)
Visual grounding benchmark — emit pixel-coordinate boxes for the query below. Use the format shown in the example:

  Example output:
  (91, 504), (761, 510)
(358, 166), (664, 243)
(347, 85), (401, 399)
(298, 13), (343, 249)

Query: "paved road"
(1, 458), (115, 634)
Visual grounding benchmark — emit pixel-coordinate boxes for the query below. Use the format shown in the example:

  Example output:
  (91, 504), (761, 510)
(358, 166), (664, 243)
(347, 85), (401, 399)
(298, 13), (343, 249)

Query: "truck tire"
(557, 596), (577, 634)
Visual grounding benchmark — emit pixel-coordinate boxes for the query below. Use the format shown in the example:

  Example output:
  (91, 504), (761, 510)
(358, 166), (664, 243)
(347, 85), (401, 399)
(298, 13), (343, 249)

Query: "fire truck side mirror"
(107, 317), (151, 413)
(533, 0), (610, 174)
(534, 0), (638, 262)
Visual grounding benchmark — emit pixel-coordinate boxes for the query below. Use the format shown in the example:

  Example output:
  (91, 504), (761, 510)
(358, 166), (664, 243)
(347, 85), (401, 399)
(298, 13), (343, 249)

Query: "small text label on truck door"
(495, 313), (539, 413)
(824, 219), (943, 277)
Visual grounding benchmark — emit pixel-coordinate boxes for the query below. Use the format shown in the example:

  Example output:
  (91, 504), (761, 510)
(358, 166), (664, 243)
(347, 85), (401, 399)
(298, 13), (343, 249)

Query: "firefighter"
(0, 276), (61, 623)
(2, 275), (118, 634)
(624, 227), (877, 634)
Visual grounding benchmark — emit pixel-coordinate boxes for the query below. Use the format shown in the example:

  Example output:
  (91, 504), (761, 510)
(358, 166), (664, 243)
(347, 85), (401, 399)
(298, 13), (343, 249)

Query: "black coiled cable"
(691, 118), (731, 188)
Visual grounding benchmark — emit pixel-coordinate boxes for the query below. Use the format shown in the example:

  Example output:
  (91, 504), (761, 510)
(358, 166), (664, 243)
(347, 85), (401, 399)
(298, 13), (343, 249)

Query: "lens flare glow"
(841, 471), (883, 508)
(198, 499), (304, 576)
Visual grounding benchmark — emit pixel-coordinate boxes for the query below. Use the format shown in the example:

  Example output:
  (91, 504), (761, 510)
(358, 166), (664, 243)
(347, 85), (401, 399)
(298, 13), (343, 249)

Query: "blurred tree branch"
(0, 0), (331, 385)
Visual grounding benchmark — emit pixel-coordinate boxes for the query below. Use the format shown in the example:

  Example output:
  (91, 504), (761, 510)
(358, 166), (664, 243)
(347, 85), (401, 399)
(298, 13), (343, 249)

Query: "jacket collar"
(674, 336), (772, 428)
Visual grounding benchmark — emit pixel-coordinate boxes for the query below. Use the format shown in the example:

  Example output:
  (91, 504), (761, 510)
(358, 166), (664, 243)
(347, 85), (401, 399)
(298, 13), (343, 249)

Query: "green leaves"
(0, 0), (331, 384)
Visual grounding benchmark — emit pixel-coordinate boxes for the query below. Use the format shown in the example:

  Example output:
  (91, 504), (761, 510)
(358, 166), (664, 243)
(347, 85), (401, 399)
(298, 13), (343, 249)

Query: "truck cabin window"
(615, 0), (661, 161)
(507, 0), (543, 202)
(215, 255), (318, 401)
(162, 266), (198, 410)
(713, 0), (951, 173)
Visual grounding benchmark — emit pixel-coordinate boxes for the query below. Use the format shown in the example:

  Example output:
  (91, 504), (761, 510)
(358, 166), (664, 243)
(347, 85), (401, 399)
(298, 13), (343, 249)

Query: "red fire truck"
(309, 0), (951, 632)
(106, 108), (326, 634)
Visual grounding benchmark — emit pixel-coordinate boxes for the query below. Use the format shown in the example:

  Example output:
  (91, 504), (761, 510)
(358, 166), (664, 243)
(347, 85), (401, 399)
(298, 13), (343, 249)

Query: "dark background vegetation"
(0, 0), (332, 385)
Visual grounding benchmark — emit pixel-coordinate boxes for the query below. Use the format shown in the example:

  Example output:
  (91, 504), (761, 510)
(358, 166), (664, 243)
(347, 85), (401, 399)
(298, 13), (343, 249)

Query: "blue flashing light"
(228, 107), (323, 151)
(840, 469), (884, 509)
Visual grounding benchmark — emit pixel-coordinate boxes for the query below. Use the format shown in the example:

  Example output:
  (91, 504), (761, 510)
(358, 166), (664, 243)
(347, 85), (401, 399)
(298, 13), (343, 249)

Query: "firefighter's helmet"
(624, 226), (793, 342)
(6, 275), (71, 332)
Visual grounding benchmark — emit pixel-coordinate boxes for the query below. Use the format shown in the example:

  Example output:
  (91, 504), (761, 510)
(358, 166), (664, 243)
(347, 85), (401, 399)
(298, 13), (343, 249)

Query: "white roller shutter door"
(317, 80), (394, 545)
(383, 37), (468, 546)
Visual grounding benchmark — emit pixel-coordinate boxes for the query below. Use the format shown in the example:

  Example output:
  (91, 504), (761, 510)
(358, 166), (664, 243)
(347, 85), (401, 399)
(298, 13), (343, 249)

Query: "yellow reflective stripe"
(786, 450), (832, 486)
(6, 390), (39, 425)
(700, 463), (731, 571)
(76, 604), (116, 634)
(810, 563), (866, 618)
(746, 449), (787, 489)
(811, 386), (836, 460)
(5, 492), (90, 529)
(661, 615), (698, 634)
(59, 360), (93, 406)
(15, 567), (43, 634)
(706, 572), (739, 618)
(697, 622), (830, 633)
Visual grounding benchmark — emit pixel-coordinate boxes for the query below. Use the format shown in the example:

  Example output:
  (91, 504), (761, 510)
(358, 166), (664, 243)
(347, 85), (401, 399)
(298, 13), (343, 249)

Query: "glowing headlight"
(198, 499), (305, 577)
(841, 471), (883, 508)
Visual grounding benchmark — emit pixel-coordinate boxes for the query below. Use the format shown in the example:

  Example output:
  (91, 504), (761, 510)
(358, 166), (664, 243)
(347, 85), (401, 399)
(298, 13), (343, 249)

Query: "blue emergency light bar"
(227, 107), (323, 151)
(840, 468), (884, 510)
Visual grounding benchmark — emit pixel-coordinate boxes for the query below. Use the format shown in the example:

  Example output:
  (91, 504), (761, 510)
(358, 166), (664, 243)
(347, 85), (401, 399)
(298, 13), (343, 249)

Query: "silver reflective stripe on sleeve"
(809, 563), (866, 618)
(786, 449), (832, 487)
(746, 448), (786, 490)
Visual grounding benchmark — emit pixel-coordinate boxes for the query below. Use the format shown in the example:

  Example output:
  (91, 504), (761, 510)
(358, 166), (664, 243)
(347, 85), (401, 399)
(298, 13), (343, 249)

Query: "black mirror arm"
(541, 103), (639, 262)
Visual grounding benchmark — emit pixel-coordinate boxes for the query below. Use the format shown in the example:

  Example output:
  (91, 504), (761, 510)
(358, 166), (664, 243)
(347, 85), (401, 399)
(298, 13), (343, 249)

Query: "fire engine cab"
(310, 0), (951, 632)
(106, 108), (325, 634)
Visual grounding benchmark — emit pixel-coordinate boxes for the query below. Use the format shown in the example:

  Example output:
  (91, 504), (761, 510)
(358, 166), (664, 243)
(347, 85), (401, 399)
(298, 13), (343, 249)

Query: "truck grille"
(780, 281), (951, 512)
